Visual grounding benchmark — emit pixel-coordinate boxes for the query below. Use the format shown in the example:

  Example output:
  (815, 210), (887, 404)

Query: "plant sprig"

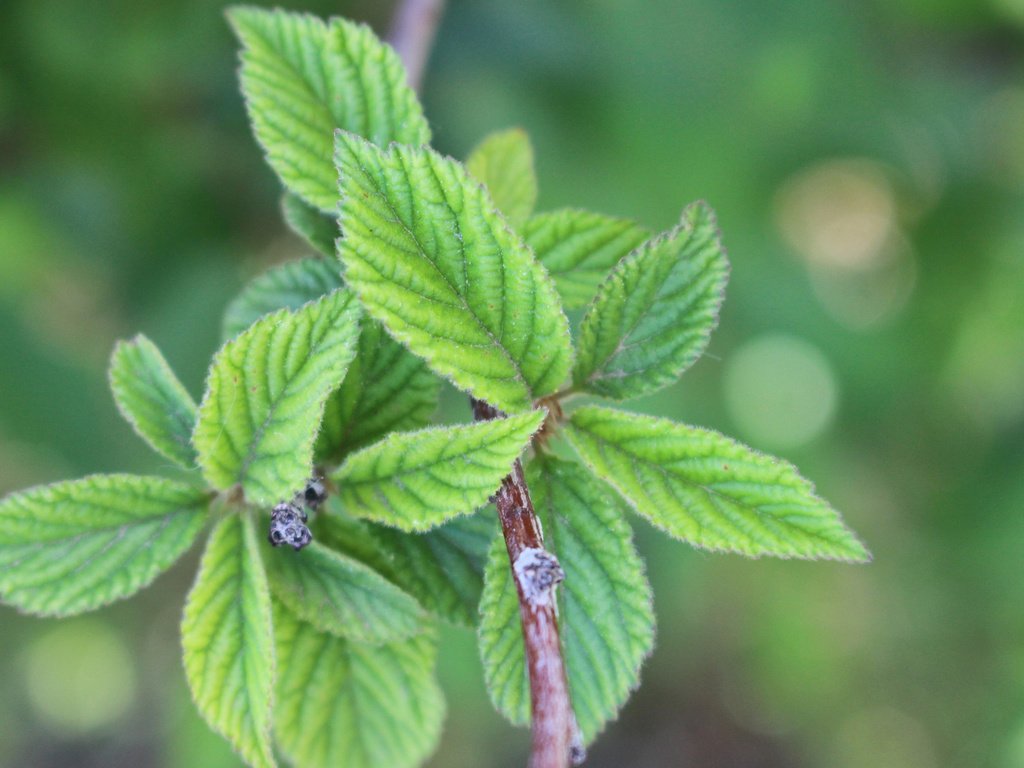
(0, 7), (869, 768)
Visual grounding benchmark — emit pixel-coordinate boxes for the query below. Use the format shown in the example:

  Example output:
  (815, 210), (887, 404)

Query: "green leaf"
(229, 6), (430, 212)
(466, 127), (538, 227)
(333, 410), (545, 531)
(195, 289), (360, 505)
(109, 334), (199, 468)
(565, 405), (871, 561)
(222, 258), (343, 340)
(273, 601), (444, 768)
(477, 457), (655, 742)
(367, 511), (495, 627)
(264, 541), (423, 645)
(523, 209), (650, 310)
(335, 131), (573, 413)
(314, 509), (493, 627)
(0, 475), (207, 616)
(316, 322), (439, 462)
(574, 201), (729, 399)
(281, 192), (337, 257)
(182, 514), (276, 768)
(476, 536), (528, 726)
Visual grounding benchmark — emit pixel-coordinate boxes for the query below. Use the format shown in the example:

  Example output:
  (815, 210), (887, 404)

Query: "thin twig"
(474, 399), (580, 768)
(388, 0), (446, 92)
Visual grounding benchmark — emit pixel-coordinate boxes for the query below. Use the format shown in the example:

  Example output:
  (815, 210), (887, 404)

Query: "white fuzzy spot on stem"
(513, 547), (565, 607)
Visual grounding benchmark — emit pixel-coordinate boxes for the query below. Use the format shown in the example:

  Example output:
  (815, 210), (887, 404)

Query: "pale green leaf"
(574, 201), (729, 399)
(313, 508), (397, 577)
(316, 322), (439, 462)
(367, 511), (494, 627)
(565, 405), (871, 561)
(466, 127), (538, 227)
(476, 537), (528, 727)
(313, 509), (492, 627)
(195, 289), (360, 505)
(281, 192), (337, 257)
(477, 457), (655, 742)
(221, 258), (343, 340)
(273, 601), (444, 768)
(0, 475), (207, 616)
(335, 131), (573, 413)
(109, 335), (199, 468)
(333, 410), (544, 531)
(229, 6), (430, 212)
(182, 515), (276, 768)
(523, 209), (649, 310)
(264, 541), (423, 644)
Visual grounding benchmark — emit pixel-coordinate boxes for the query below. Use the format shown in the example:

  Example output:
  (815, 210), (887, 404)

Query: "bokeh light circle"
(23, 619), (137, 735)
(724, 334), (838, 450)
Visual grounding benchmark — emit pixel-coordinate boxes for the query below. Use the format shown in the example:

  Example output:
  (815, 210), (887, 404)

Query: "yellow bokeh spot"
(23, 619), (137, 735)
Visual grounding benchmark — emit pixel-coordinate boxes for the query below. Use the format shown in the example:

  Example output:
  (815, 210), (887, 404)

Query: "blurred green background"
(1, 0), (1023, 766)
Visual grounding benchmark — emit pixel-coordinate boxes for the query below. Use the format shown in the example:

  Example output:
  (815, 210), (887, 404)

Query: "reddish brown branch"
(473, 399), (580, 768)
(388, 0), (446, 92)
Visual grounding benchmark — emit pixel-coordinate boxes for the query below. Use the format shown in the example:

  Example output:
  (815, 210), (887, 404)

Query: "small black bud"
(302, 478), (327, 509)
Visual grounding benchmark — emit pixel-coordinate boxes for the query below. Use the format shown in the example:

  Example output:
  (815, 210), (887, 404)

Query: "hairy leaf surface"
(466, 128), (537, 227)
(523, 209), (649, 310)
(316, 322), (439, 461)
(478, 457), (655, 742)
(335, 131), (572, 412)
(314, 510), (491, 627)
(265, 541), (423, 644)
(273, 602), (444, 768)
(230, 7), (430, 211)
(196, 289), (360, 505)
(282, 192), (337, 257)
(0, 475), (207, 616)
(574, 202), (728, 399)
(109, 335), (199, 467)
(221, 258), (343, 340)
(367, 511), (494, 627)
(333, 410), (544, 531)
(182, 515), (276, 768)
(565, 406), (870, 561)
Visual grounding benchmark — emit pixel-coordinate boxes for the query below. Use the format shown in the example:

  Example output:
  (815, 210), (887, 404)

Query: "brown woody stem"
(473, 399), (581, 768)
(388, 0), (446, 92)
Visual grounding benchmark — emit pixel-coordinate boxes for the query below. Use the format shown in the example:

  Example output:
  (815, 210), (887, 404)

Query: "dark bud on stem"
(302, 477), (327, 509)
(268, 502), (312, 551)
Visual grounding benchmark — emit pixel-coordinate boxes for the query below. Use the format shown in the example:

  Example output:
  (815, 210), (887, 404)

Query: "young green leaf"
(281, 193), (338, 257)
(574, 201), (729, 399)
(565, 405), (871, 561)
(316, 322), (439, 462)
(196, 289), (360, 505)
(476, 536), (528, 726)
(264, 541), (423, 645)
(367, 511), (494, 627)
(335, 131), (573, 413)
(333, 410), (545, 531)
(313, 509), (491, 627)
(221, 258), (343, 340)
(523, 209), (650, 310)
(0, 475), (207, 616)
(273, 601), (444, 768)
(466, 127), (538, 227)
(109, 335), (199, 468)
(477, 457), (655, 742)
(229, 6), (431, 212)
(182, 514), (276, 768)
